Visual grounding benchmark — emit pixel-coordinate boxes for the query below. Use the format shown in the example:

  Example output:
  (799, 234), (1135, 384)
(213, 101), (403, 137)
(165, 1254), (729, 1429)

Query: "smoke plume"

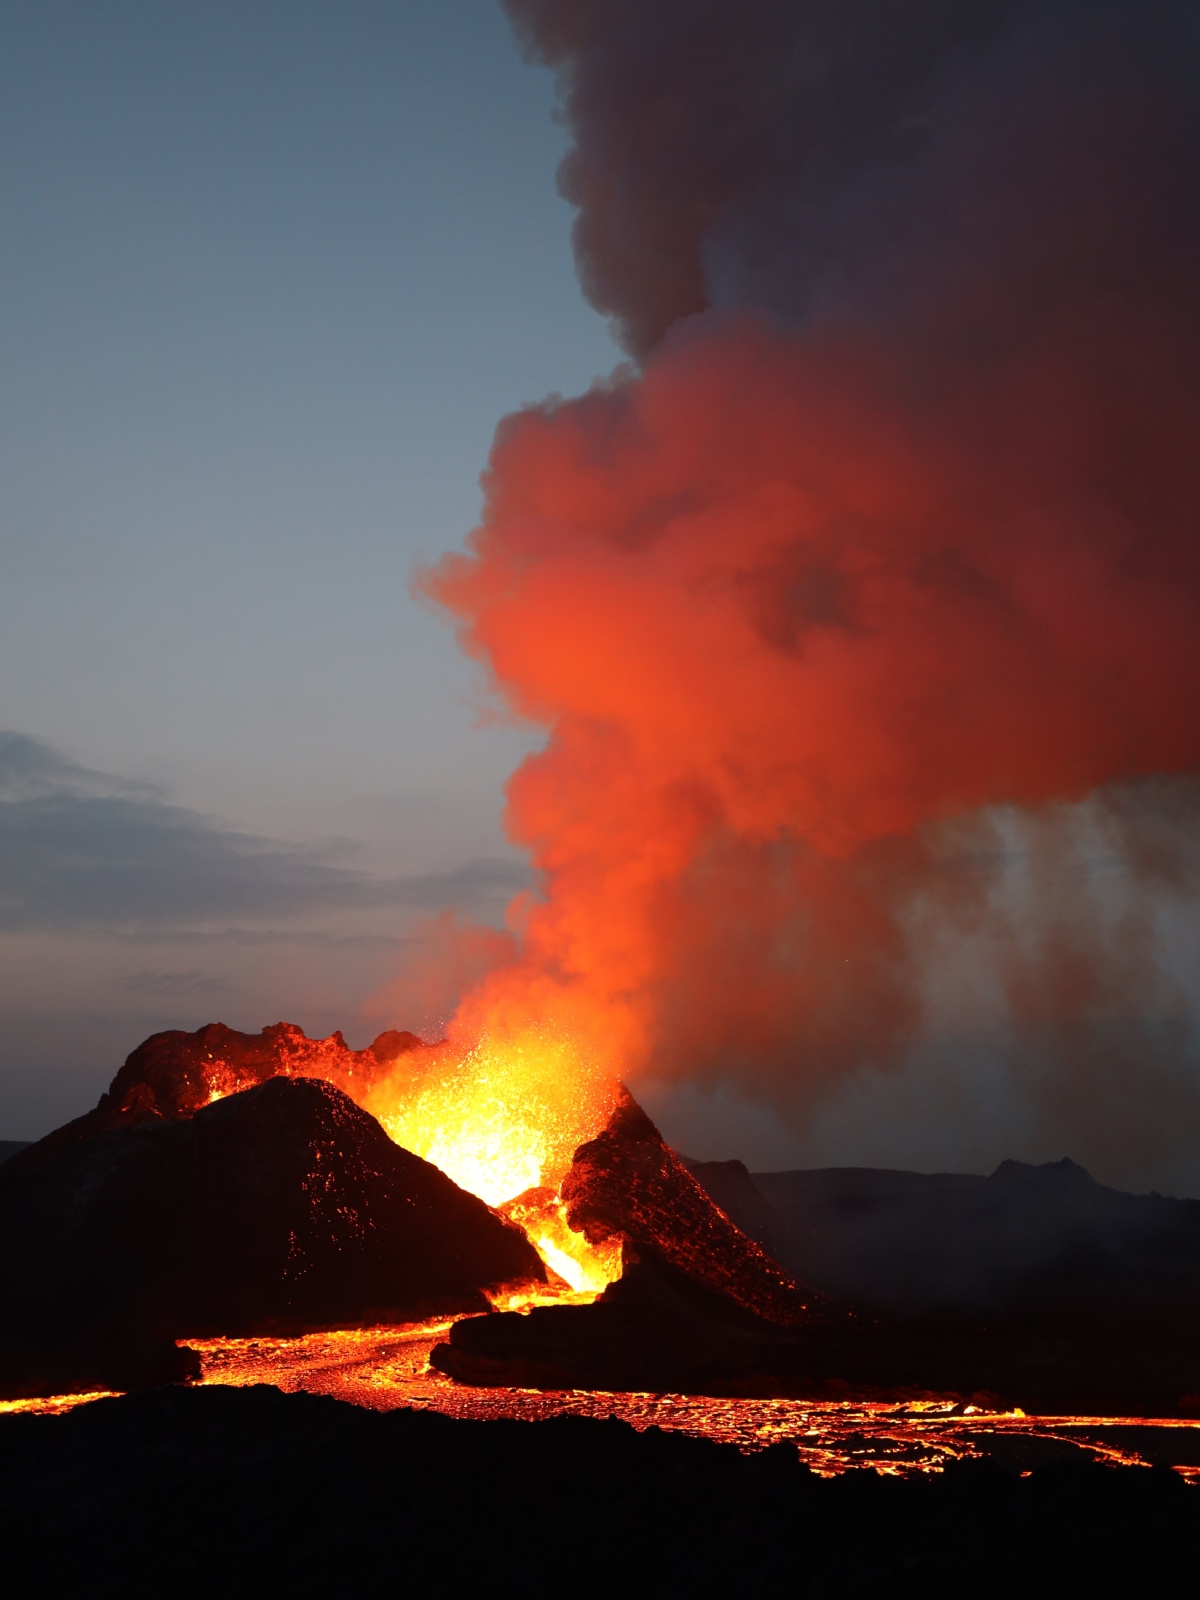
(416, 0), (1200, 1187)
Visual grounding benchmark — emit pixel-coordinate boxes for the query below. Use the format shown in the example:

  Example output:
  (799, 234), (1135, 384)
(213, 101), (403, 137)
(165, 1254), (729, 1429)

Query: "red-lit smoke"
(416, 0), (1200, 1154)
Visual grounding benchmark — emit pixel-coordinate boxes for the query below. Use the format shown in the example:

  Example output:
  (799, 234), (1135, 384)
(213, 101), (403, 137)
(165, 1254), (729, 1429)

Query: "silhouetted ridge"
(678, 1158), (1200, 1314)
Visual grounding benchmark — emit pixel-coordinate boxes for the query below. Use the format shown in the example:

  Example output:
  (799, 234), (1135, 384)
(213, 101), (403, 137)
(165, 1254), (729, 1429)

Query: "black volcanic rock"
(439, 1112), (1200, 1411)
(680, 1155), (781, 1242)
(432, 1249), (829, 1395)
(0, 1076), (543, 1399)
(561, 1089), (819, 1325)
(435, 1248), (1200, 1412)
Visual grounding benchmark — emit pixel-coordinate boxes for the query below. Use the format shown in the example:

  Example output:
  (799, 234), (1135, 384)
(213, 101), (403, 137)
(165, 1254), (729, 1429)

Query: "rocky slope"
(0, 1075), (542, 1399)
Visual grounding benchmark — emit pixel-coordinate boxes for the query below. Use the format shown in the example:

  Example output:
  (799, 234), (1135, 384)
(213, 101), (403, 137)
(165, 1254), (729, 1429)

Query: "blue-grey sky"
(0, 0), (617, 1134)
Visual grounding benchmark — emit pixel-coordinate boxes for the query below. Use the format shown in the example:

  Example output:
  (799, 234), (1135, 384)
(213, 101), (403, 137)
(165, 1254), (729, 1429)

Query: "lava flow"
(10, 1326), (1200, 1484)
(184, 1325), (1200, 1481)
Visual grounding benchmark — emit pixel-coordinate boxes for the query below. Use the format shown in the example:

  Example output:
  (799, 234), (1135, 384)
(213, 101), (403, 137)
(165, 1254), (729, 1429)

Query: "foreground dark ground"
(1, 1386), (1195, 1599)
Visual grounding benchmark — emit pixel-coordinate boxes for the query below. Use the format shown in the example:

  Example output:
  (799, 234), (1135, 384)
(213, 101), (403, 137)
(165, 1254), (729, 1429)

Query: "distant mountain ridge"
(682, 1156), (1200, 1315)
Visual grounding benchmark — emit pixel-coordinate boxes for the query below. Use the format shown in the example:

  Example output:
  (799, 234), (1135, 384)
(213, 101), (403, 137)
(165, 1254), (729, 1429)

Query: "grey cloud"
(120, 970), (233, 997)
(0, 731), (159, 802)
(0, 733), (529, 932)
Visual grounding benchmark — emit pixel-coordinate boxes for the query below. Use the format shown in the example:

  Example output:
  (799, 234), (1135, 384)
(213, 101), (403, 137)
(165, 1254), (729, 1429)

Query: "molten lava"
(362, 1029), (615, 1207)
(359, 1025), (624, 1295)
(499, 1187), (623, 1296)
(18, 1331), (1200, 1484)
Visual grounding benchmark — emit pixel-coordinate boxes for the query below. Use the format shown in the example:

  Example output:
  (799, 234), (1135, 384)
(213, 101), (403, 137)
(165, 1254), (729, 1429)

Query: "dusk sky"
(4, 0), (1200, 1197)
(0, 0), (615, 1134)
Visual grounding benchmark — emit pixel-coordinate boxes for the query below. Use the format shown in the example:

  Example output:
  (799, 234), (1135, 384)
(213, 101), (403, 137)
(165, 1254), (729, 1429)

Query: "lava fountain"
(356, 1016), (625, 1296)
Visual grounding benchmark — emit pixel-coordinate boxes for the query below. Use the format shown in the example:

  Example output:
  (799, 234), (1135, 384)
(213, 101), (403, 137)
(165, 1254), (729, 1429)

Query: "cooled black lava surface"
(0, 1076), (542, 1399)
(1, 1385), (1195, 1599)
(434, 1248), (821, 1394)
(435, 1244), (1200, 1412)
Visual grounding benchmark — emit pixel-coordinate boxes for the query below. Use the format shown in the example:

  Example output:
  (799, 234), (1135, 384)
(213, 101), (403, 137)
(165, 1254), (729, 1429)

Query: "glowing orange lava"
(363, 1029), (617, 1206)
(180, 1328), (1200, 1479)
(0, 1390), (120, 1416)
(356, 1023), (623, 1295)
(17, 1331), (1200, 1485)
(499, 1186), (623, 1296)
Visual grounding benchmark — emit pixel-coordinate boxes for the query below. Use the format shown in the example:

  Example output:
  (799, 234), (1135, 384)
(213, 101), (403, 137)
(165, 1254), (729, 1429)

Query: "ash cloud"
(418, 0), (1200, 1188)
(508, 0), (1200, 355)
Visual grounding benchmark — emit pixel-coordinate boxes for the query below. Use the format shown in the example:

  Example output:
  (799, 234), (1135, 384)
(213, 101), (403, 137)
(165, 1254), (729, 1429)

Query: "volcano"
(8, 1019), (1200, 1415)
(0, 1021), (799, 1400)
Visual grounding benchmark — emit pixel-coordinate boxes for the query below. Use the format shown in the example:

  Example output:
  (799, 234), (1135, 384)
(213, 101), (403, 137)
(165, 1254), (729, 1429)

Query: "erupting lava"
(361, 1029), (616, 1207)
(499, 1186), (623, 1295)
(359, 1025), (624, 1295)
